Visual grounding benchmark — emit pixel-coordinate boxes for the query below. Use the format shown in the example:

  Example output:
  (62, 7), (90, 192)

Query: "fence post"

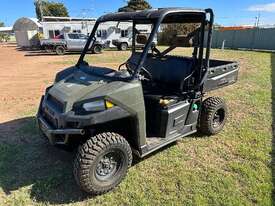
(221, 40), (226, 50)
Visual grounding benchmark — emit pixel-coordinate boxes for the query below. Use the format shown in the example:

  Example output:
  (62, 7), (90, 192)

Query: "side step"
(139, 129), (197, 158)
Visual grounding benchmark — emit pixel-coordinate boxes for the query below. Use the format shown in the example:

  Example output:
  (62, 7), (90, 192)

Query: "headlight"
(82, 100), (114, 112)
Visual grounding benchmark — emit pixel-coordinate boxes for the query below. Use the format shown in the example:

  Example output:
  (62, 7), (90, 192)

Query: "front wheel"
(119, 43), (128, 51)
(73, 132), (132, 195)
(199, 97), (228, 135)
(92, 45), (102, 54)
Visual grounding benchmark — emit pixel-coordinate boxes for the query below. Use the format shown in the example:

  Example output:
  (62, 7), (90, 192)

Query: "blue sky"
(1, 0), (275, 26)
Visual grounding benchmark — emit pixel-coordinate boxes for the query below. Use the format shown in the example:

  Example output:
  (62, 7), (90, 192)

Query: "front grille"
(47, 94), (64, 113)
(43, 110), (58, 128)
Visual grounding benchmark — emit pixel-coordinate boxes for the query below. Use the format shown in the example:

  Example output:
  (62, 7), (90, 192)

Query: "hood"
(47, 64), (135, 112)
(48, 69), (109, 112)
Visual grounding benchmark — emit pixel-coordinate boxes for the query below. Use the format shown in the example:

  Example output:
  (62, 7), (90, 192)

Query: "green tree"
(118, 0), (152, 12)
(158, 23), (200, 45)
(0, 21), (10, 42)
(34, 0), (69, 21)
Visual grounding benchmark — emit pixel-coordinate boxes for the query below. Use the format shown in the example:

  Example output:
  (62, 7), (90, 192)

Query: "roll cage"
(77, 8), (214, 90)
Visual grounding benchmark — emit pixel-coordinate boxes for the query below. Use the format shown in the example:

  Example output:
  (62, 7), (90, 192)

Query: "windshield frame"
(76, 9), (214, 82)
(76, 19), (159, 81)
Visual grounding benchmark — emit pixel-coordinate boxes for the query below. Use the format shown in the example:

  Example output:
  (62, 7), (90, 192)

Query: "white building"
(12, 16), (96, 47)
(13, 16), (154, 48)
(41, 17), (151, 48)
(0, 27), (13, 32)
(0, 27), (16, 42)
(41, 16), (96, 39)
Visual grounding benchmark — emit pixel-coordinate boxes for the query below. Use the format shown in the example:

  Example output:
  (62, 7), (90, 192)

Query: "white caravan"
(96, 22), (154, 50)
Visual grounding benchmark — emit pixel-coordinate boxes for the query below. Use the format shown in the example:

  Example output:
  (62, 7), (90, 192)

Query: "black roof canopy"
(97, 8), (209, 24)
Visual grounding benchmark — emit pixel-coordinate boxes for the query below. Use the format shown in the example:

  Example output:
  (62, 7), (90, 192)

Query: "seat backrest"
(129, 53), (194, 90)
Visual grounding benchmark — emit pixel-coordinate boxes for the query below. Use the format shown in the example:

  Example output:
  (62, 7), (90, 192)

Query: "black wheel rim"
(95, 150), (124, 181)
(212, 108), (225, 128)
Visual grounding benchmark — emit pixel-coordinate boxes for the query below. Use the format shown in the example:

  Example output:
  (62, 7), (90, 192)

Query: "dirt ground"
(0, 43), (273, 205)
(0, 44), (71, 122)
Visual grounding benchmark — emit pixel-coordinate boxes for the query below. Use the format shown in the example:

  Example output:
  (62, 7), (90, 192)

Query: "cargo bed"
(203, 59), (239, 92)
(130, 53), (239, 93)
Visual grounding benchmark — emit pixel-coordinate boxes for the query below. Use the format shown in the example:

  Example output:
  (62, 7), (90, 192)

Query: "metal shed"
(13, 17), (42, 47)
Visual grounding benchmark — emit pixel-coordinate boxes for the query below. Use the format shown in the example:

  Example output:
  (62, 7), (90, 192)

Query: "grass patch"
(0, 49), (274, 205)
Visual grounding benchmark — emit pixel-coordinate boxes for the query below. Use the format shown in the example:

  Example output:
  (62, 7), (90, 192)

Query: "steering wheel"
(126, 61), (153, 81)
(151, 43), (162, 57)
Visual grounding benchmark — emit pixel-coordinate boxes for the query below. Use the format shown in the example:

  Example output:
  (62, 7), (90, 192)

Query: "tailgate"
(203, 60), (239, 92)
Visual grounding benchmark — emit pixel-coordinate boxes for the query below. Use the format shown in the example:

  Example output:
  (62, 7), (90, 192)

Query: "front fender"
(55, 66), (76, 83)
(64, 106), (131, 128)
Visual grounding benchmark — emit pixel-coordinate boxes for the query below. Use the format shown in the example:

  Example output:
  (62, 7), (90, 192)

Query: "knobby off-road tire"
(73, 132), (132, 195)
(199, 97), (228, 135)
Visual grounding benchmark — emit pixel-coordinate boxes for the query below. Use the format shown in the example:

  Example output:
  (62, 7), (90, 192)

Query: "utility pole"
(255, 12), (260, 27)
(257, 13), (260, 27)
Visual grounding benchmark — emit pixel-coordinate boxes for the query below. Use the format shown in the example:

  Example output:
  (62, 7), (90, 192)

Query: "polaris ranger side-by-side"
(37, 8), (239, 195)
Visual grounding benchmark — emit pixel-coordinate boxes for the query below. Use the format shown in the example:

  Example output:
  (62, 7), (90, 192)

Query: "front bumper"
(37, 95), (130, 145)
(37, 115), (84, 145)
(37, 96), (84, 145)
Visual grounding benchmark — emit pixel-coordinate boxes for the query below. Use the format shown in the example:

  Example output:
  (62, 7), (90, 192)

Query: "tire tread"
(199, 96), (227, 135)
(73, 132), (132, 195)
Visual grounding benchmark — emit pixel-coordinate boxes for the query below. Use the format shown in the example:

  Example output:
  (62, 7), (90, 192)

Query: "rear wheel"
(73, 132), (132, 195)
(199, 97), (227, 135)
(119, 43), (128, 51)
(55, 46), (65, 55)
(92, 45), (102, 54)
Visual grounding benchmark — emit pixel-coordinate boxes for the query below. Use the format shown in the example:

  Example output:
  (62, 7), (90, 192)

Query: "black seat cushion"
(129, 53), (194, 91)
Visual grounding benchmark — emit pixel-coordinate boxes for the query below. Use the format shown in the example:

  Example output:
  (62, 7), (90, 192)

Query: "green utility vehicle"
(37, 8), (239, 194)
